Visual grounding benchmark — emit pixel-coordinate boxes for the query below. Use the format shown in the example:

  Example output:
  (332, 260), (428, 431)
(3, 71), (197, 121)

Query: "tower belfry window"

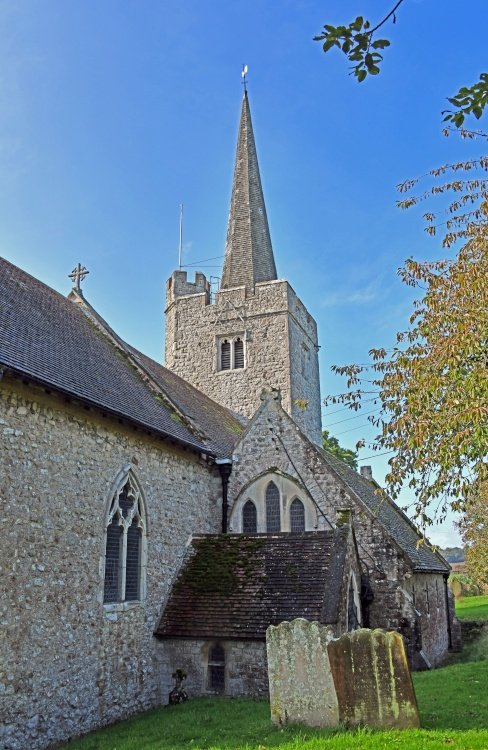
(234, 337), (244, 368)
(218, 335), (245, 371)
(220, 340), (231, 370)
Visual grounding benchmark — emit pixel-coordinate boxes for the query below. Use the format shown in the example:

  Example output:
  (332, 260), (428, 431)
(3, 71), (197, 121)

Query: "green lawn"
(455, 595), (488, 621)
(60, 661), (488, 750)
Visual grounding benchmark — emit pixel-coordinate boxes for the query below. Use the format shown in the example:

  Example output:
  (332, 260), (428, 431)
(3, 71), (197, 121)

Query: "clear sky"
(2, 0), (486, 546)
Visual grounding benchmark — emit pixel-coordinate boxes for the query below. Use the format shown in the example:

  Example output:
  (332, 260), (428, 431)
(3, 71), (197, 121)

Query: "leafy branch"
(313, 0), (404, 81)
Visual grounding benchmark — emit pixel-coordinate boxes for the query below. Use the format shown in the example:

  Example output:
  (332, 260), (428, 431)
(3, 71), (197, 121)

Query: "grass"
(59, 661), (488, 750)
(455, 595), (488, 621)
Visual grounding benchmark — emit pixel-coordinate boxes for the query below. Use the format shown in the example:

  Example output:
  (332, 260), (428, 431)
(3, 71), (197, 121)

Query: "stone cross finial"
(69, 263), (89, 292)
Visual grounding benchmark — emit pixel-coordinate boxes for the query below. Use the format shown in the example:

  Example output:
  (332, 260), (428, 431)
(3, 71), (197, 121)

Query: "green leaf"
(357, 69), (367, 82)
(372, 39), (391, 49)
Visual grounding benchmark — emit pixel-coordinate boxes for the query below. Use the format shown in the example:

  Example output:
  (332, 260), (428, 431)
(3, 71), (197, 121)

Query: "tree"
(458, 483), (488, 588)
(313, 2), (488, 126)
(322, 429), (358, 470)
(327, 143), (488, 526)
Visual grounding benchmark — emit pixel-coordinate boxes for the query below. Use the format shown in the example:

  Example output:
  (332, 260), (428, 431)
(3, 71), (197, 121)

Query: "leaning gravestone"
(327, 628), (420, 728)
(266, 619), (339, 727)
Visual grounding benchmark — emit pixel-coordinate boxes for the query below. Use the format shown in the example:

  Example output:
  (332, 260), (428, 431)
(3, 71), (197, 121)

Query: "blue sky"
(2, 0), (486, 545)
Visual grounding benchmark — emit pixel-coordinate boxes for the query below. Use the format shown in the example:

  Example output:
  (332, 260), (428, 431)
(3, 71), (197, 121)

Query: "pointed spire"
(221, 92), (277, 291)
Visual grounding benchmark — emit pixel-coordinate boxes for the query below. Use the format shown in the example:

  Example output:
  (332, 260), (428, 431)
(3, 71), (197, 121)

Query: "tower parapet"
(166, 271), (210, 307)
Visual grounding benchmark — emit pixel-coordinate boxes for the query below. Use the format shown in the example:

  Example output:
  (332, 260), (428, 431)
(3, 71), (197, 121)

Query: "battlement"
(166, 270), (210, 307)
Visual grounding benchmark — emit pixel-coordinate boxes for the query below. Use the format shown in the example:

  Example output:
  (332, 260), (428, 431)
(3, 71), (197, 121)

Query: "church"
(0, 91), (457, 750)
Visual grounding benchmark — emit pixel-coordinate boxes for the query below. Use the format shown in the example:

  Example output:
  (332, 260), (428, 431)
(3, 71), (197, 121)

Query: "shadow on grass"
(60, 661), (488, 749)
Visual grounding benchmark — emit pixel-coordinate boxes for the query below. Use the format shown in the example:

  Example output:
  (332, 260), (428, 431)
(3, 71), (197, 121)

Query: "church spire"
(221, 91), (277, 291)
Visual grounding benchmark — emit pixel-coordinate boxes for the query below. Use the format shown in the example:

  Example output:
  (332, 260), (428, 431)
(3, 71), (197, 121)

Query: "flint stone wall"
(266, 619), (338, 727)
(160, 639), (268, 698)
(165, 273), (322, 445)
(0, 378), (221, 750)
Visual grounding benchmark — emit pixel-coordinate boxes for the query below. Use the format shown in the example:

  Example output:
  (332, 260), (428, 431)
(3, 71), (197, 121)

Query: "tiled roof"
(126, 345), (243, 457)
(0, 257), (242, 456)
(156, 531), (347, 640)
(319, 449), (450, 574)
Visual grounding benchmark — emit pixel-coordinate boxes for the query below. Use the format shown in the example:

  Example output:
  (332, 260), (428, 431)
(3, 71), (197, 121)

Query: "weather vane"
(69, 263), (89, 292)
(241, 64), (248, 93)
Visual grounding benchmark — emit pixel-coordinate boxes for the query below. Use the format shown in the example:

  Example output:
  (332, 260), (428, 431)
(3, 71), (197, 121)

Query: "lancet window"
(242, 499), (257, 533)
(289, 498), (305, 532)
(103, 473), (145, 604)
(265, 481), (281, 533)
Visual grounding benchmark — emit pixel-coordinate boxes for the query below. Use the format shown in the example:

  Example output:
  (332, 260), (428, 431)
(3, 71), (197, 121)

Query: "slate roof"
(0, 257), (242, 456)
(156, 530), (348, 640)
(319, 449), (450, 574)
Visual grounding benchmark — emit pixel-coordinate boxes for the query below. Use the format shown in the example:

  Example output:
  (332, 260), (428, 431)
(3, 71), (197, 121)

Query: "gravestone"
(327, 628), (420, 728)
(266, 619), (339, 727)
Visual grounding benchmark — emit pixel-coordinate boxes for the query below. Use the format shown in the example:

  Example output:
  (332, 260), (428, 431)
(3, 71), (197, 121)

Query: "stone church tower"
(165, 92), (322, 445)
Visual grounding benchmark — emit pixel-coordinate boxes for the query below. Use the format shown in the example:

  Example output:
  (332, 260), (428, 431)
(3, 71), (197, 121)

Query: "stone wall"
(227, 393), (450, 667)
(0, 377), (221, 750)
(402, 573), (451, 667)
(165, 272), (322, 445)
(160, 639), (268, 698)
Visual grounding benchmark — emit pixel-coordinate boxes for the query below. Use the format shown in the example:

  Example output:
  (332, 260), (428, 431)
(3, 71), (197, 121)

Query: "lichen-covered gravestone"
(327, 629), (420, 728)
(266, 619), (339, 727)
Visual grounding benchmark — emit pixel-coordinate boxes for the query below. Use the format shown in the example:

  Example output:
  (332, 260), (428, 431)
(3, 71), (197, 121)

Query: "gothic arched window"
(234, 337), (244, 368)
(220, 339), (231, 370)
(242, 499), (257, 533)
(265, 482), (281, 533)
(289, 498), (305, 532)
(208, 643), (225, 692)
(103, 474), (145, 604)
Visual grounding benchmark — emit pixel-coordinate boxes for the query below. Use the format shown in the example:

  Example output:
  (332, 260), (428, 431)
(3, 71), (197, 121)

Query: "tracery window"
(242, 499), (257, 533)
(208, 643), (225, 692)
(218, 335), (245, 371)
(266, 482), (281, 533)
(289, 498), (305, 532)
(103, 474), (145, 604)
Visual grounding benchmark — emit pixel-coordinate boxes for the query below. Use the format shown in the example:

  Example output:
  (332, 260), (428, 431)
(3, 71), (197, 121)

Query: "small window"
(103, 475), (145, 604)
(234, 338), (244, 368)
(242, 499), (257, 533)
(220, 340), (231, 370)
(289, 498), (305, 532)
(218, 335), (245, 371)
(266, 482), (281, 533)
(208, 643), (225, 693)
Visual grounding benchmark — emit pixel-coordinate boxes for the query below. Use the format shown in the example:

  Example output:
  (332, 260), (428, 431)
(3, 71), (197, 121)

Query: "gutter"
(2, 366), (215, 459)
